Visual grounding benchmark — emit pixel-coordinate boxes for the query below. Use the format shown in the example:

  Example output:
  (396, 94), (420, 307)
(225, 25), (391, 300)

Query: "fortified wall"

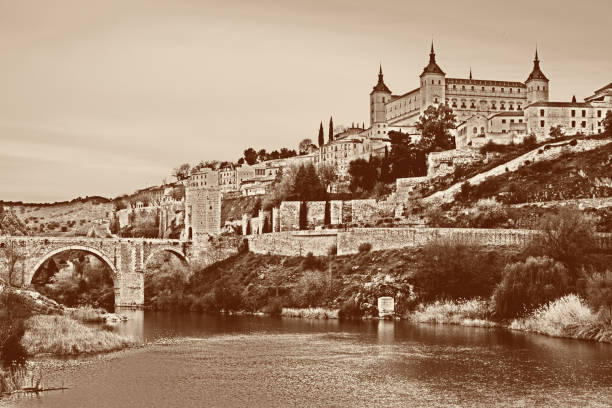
(248, 228), (612, 257)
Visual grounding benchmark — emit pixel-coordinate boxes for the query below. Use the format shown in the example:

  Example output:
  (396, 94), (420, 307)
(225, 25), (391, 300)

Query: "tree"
(318, 122), (325, 147)
(243, 148), (258, 165)
(388, 131), (427, 179)
(237, 157), (245, 165)
(298, 138), (315, 155)
(549, 125), (563, 139)
(172, 163), (191, 181)
(328, 116), (334, 142)
(317, 163), (338, 191)
(257, 149), (268, 163)
(279, 148), (297, 159)
(1, 242), (25, 286)
(289, 163), (327, 201)
(348, 158), (379, 193)
(416, 104), (457, 152)
(603, 110), (612, 136)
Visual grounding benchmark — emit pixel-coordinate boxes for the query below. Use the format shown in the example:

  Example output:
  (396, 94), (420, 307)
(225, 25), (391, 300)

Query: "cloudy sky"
(1, 0), (610, 202)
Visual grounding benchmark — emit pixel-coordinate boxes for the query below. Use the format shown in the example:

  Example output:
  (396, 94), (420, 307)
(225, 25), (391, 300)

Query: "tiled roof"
(490, 110), (525, 117)
(593, 82), (612, 95)
(525, 101), (591, 108)
(526, 50), (548, 82)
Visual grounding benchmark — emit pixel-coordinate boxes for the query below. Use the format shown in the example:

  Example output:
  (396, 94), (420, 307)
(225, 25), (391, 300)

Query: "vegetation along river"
(4, 311), (612, 408)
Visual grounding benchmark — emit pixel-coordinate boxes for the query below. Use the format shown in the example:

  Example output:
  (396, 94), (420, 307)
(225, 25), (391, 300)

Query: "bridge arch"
(29, 245), (119, 286)
(144, 246), (189, 269)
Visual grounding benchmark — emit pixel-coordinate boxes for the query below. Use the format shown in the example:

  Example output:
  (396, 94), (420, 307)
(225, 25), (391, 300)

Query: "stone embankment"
(247, 227), (612, 256)
(423, 138), (612, 204)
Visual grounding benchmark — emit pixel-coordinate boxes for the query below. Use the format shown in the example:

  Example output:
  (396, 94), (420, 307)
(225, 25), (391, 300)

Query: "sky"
(0, 0), (610, 203)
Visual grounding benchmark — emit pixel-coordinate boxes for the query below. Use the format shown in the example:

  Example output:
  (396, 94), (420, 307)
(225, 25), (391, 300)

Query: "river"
(4, 311), (612, 407)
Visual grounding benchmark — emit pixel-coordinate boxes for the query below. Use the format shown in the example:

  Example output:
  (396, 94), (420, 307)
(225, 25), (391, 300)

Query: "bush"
(263, 297), (283, 316)
(327, 245), (337, 256)
(586, 270), (612, 324)
(531, 207), (597, 274)
(290, 271), (329, 307)
(410, 239), (502, 302)
(358, 242), (372, 253)
(492, 256), (571, 319)
(338, 299), (363, 320)
(302, 252), (324, 271)
(0, 319), (27, 367)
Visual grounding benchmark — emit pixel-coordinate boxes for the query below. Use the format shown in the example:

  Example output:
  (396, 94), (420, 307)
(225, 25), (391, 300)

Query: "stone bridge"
(0, 236), (193, 307)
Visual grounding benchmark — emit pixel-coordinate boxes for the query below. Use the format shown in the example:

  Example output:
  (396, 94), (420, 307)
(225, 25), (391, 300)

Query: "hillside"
(4, 199), (114, 237)
(454, 142), (612, 205)
(221, 193), (271, 225)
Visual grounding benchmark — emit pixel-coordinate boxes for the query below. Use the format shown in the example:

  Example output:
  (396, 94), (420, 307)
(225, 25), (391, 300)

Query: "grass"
(21, 315), (135, 356)
(410, 299), (497, 327)
(0, 366), (29, 396)
(281, 307), (339, 319)
(509, 294), (612, 342)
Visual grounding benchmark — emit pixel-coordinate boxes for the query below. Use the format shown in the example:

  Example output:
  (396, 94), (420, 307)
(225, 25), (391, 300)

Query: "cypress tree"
(328, 116), (334, 142)
(318, 122), (324, 147)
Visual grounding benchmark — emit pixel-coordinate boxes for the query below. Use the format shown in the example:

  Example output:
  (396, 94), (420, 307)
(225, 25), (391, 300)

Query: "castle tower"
(370, 65), (392, 126)
(525, 48), (549, 104)
(419, 42), (446, 114)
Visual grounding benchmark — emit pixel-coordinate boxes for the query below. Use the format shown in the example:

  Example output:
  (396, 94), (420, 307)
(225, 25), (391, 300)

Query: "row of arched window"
(449, 99), (522, 111)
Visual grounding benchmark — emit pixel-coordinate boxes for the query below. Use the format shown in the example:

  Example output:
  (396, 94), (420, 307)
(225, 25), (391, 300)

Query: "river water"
(4, 311), (612, 407)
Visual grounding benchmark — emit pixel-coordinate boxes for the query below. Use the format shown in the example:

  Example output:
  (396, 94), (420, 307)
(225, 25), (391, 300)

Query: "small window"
(598, 110), (602, 118)
(540, 120), (545, 128)
(438, 80), (441, 84)
(540, 109), (545, 117)
(432, 80), (434, 84)
(509, 88), (513, 94)
(501, 88), (504, 93)
(510, 119), (515, 123)
(519, 119), (523, 123)
(537, 86), (540, 91)
(473, 127), (478, 134)
(482, 87), (485, 91)
(462, 85), (465, 90)
(571, 110), (576, 117)
(581, 121), (586, 128)
(572, 121), (576, 128)
(471, 86), (474, 91)
(582, 110), (586, 117)
(492, 87), (495, 92)
(453, 85), (456, 90)
(518, 89), (521, 93)
(502, 119), (506, 124)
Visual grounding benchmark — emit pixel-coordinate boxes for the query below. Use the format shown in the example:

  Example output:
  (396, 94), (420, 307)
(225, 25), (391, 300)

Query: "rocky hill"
(0, 207), (28, 236)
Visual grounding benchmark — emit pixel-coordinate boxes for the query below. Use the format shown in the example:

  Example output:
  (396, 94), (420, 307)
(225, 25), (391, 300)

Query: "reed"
(509, 294), (612, 342)
(281, 307), (339, 319)
(411, 299), (497, 327)
(21, 315), (135, 356)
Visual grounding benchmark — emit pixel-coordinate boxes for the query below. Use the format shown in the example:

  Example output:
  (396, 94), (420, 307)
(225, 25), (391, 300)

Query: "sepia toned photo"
(1, 0), (611, 406)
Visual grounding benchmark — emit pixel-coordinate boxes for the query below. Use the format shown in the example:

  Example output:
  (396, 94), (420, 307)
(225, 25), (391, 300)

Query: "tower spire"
(429, 41), (436, 63)
(469, 67), (472, 80)
(535, 45), (539, 62)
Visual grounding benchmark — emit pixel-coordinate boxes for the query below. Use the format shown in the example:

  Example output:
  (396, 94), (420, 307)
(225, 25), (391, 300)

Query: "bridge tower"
(185, 168), (222, 241)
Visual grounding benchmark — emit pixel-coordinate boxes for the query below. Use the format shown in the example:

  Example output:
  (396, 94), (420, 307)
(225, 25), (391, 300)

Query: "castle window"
(470, 102), (475, 109)
(509, 104), (514, 110)
(540, 120), (545, 128)
(452, 101), (457, 108)
(502, 119), (506, 124)
(582, 110), (586, 117)
(571, 110), (576, 117)
(543, 86), (546, 91)
(432, 80), (434, 84)
(481, 127), (485, 134)
(461, 102), (466, 109)
(540, 109), (545, 117)
(434, 98), (438, 103)
(597, 110), (602, 117)
(518, 89), (521, 93)
(519, 119), (523, 123)
(517, 104), (522, 110)
(510, 119), (514, 123)
(581, 121), (586, 128)
(572, 121), (576, 128)
(509, 88), (512, 94)
(438, 80), (441, 84)
(501, 88), (504, 93)
(492, 87), (495, 92)
(382, 97), (386, 103)
(473, 127), (478, 134)
(491, 103), (496, 110)
(500, 103), (505, 110)
(462, 86), (465, 91)
(453, 85), (456, 90)
(471, 86), (474, 91)
(482, 87), (485, 91)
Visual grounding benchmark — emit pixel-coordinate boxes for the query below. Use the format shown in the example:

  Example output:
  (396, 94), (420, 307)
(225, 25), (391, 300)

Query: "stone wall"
(280, 201), (301, 231)
(427, 149), (483, 178)
(246, 227), (612, 257)
(329, 200), (343, 225)
(248, 231), (337, 257)
(306, 201), (326, 229)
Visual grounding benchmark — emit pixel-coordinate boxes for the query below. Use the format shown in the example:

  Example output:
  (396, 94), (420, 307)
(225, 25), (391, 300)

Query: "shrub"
(411, 299), (495, 327)
(586, 270), (612, 324)
(0, 319), (27, 367)
(327, 245), (337, 256)
(60, 226), (68, 232)
(263, 297), (283, 316)
(531, 207), (597, 274)
(290, 271), (329, 307)
(302, 252), (324, 271)
(492, 256), (571, 319)
(410, 239), (502, 302)
(338, 299), (363, 320)
(358, 242), (372, 253)
(569, 139), (578, 146)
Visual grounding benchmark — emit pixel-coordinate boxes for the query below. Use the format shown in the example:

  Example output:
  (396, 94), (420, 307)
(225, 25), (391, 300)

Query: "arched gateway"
(0, 237), (191, 307)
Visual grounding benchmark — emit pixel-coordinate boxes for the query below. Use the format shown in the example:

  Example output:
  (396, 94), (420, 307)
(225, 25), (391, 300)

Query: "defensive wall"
(248, 228), (612, 257)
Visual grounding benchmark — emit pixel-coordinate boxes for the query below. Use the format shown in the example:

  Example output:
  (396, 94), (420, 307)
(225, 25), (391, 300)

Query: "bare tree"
(1, 241), (25, 287)
(172, 163), (191, 181)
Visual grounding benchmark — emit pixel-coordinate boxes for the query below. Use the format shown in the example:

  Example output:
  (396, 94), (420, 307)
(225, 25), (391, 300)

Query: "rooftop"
(526, 101), (592, 108)
(446, 78), (526, 87)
